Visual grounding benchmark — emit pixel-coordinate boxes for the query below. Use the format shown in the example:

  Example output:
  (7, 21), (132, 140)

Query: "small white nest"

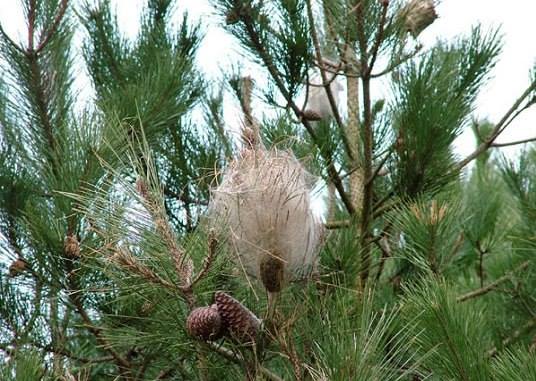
(403, 0), (438, 37)
(208, 148), (324, 285)
(303, 71), (343, 121)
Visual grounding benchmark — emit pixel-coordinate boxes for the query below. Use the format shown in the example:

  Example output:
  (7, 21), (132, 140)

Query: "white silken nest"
(208, 148), (324, 291)
(303, 71), (343, 121)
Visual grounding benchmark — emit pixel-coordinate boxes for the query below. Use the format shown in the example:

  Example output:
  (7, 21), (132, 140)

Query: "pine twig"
(456, 82), (536, 170)
(355, 0), (376, 285)
(490, 136), (536, 148)
(488, 316), (536, 358)
(238, 76), (260, 148)
(344, 43), (363, 214)
(274, 312), (304, 381)
(35, 0), (69, 54)
(239, 16), (356, 215)
(189, 231), (219, 288)
(304, 0), (353, 160)
(325, 219), (351, 229)
(206, 343), (284, 381)
(136, 178), (194, 287)
(366, 0), (389, 77)
(457, 261), (530, 302)
(111, 249), (177, 291)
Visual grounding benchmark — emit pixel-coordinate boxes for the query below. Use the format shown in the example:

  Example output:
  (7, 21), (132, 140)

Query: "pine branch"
(110, 249), (177, 291)
(456, 82), (536, 170)
(238, 76), (260, 147)
(366, 0), (389, 77)
(488, 316), (536, 358)
(343, 43), (363, 214)
(456, 261), (530, 302)
(35, 0), (69, 54)
(68, 287), (132, 372)
(491, 136), (536, 148)
(356, 2), (375, 284)
(239, 16), (356, 215)
(27, 0), (36, 51)
(304, 0), (353, 160)
(325, 219), (351, 229)
(189, 231), (218, 288)
(205, 343), (284, 381)
(136, 178), (194, 291)
(27, 52), (57, 155)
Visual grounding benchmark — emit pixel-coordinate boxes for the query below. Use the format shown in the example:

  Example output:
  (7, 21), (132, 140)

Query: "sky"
(0, 0), (534, 159)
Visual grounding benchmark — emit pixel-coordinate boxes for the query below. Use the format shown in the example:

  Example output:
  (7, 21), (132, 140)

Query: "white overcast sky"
(0, 0), (534, 159)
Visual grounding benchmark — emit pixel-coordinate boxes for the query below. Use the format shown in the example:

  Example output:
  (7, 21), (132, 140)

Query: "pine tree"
(1, 0), (536, 380)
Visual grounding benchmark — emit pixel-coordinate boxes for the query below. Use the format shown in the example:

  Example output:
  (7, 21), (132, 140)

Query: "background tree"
(0, 0), (536, 380)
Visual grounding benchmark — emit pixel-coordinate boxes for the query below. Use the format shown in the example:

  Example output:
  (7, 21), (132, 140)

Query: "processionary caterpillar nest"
(208, 147), (324, 291)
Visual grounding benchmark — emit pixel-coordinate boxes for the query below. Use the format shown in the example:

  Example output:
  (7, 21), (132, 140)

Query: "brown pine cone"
(302, 109), (322, 121)
(186, 304), (223, 341)
(259, 255), (284, 293)
(215, 291), (261, 343)
(8, 259), (27, 278)
(64, 234), (80, 259)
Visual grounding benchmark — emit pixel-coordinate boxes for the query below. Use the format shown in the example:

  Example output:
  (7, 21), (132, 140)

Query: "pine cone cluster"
(186, 291), (261, 344)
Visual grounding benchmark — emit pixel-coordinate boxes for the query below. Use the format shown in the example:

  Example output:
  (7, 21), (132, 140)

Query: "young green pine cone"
(186, 304), (223, 341)
(215, 291), (261, 343)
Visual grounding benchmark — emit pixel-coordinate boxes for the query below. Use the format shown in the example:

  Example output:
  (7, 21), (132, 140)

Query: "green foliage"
(214, 0), (312, 98)
(389, 196), (464, 277)
(0, 0), (535, 380)
(321, 219), (361, 285)
(0, 350), (46, 381)
(0, 0), (74, 178)
(81, 1), (225, 232)
(306, 289), (421, 381)
(401, 279), (492, 381)
(81, 0), (202, 137)
(461, 160), (503, 262)
(500, 149), (536, 233)
(492, 347), (536, 381)
(391, 27), (502, 197)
